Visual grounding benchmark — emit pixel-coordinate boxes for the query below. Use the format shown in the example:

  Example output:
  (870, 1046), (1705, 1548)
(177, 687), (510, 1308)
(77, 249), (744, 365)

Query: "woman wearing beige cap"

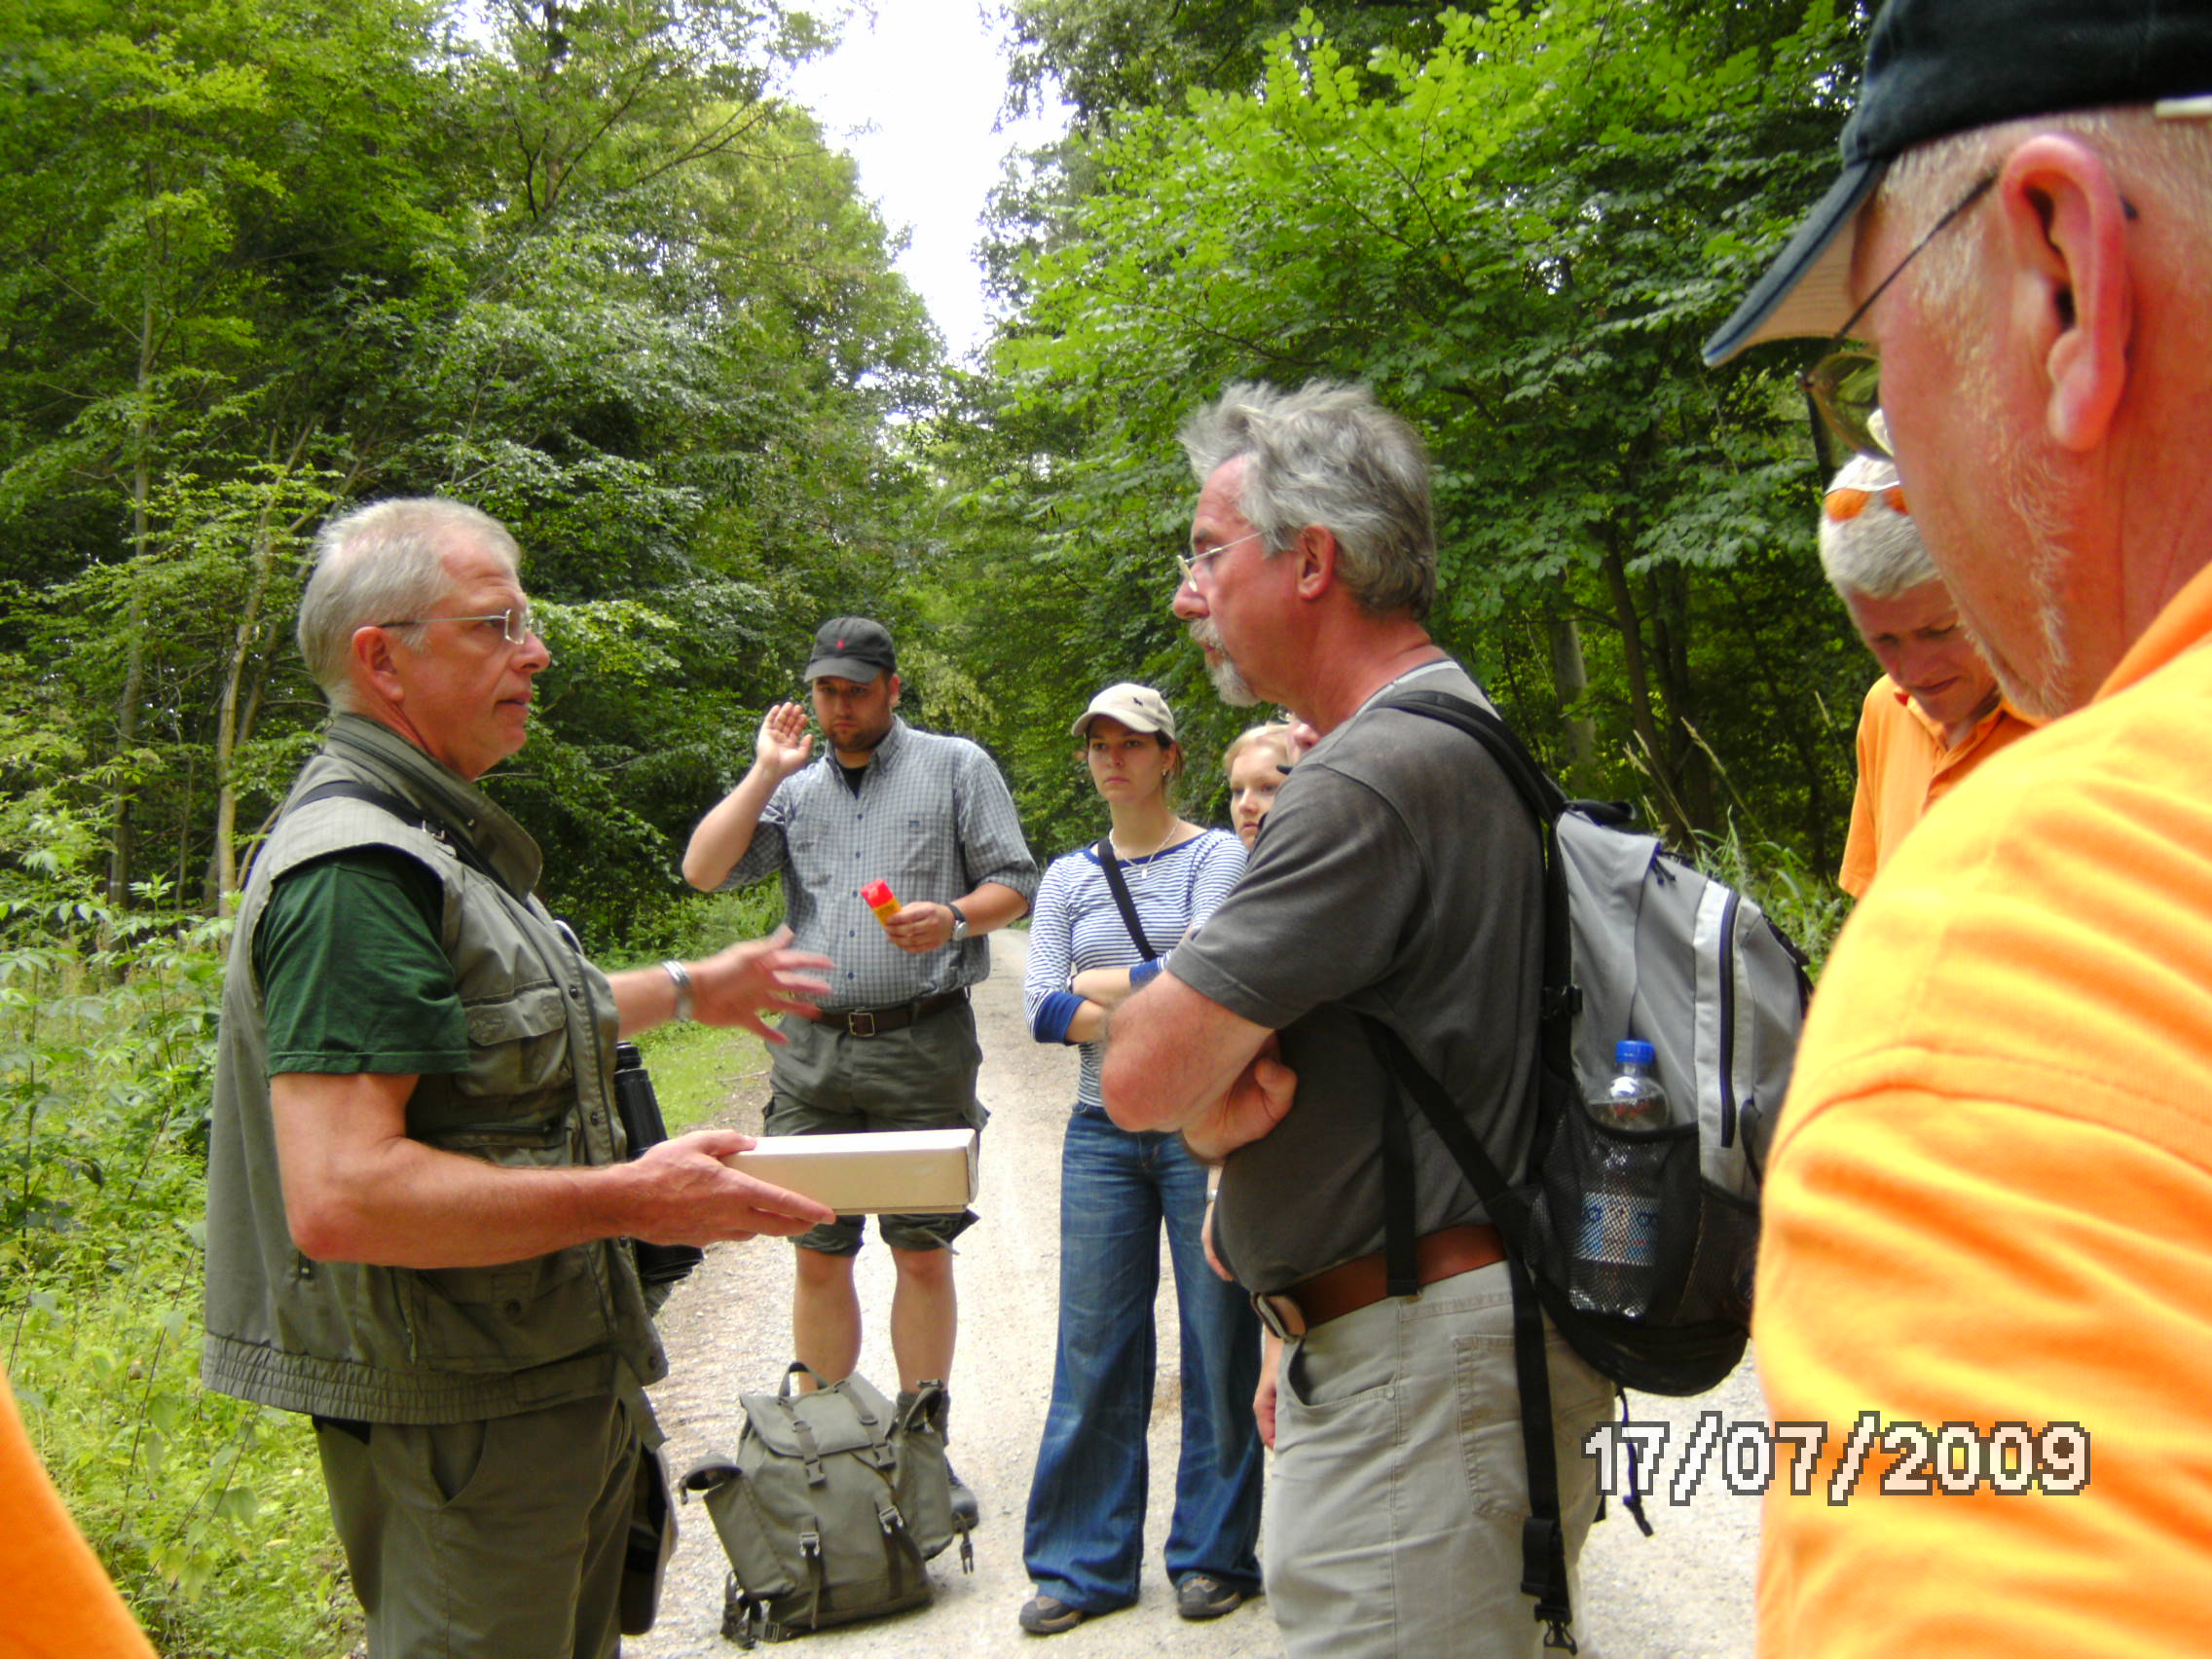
(1016, 683), (1263, 1636)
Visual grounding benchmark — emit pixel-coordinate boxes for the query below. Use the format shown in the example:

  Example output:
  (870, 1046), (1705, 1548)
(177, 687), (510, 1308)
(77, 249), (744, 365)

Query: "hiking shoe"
(1018, 1595), (1091, 1636)
(1175, 1573), (1244, 1620)
(948, 1463), (980, 1530)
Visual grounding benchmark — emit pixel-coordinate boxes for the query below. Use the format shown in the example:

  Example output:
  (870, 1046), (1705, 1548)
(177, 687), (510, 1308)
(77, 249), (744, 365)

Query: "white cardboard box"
(726, 1128), (977, 1214)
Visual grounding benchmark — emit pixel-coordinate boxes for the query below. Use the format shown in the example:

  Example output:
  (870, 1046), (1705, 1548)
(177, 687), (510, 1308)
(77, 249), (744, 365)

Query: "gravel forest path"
(627, 932), (1758, 1659)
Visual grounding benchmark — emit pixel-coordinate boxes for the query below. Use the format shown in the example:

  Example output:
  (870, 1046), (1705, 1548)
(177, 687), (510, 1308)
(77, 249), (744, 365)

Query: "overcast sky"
(786, 2), (1069, 364)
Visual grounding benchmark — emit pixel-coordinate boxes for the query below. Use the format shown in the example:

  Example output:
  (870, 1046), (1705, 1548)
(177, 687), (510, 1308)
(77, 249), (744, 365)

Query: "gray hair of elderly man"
(1817, 454), (1938, 602)
(296, 498), (522, 712)
(1178, 380), (1437, 620)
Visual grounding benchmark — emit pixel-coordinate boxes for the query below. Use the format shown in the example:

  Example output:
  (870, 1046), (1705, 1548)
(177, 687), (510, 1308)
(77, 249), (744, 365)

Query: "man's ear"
(1293, 527), (1338, 599)
(887, 673), (903, 709)
(1997, 135), (2133, 453)
(350, 625), (407, 704)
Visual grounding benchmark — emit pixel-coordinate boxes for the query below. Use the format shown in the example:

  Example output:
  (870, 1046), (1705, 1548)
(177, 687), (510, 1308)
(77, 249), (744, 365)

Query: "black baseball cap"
(804, 616), (896, 683)
(1704, 0), (2212, 366)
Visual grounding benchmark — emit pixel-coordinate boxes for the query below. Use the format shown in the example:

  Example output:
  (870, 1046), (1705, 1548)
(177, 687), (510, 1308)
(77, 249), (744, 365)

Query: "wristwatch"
(947, 903), (971, 942)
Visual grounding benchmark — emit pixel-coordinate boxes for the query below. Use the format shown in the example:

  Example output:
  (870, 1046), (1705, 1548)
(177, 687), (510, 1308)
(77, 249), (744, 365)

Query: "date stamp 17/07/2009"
(1584, 1412), (2092, 1507)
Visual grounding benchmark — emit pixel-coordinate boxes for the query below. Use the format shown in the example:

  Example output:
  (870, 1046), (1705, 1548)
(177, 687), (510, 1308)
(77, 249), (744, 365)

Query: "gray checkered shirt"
(719, 718), (1038, 1007)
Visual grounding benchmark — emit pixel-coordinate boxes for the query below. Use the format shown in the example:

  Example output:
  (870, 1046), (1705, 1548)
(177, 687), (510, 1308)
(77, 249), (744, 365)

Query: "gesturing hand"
(684, 927), (832, 1041)
(756, 702), (815, 780)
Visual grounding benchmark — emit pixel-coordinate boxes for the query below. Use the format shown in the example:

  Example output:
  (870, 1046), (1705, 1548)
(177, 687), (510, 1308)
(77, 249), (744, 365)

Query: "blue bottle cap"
(1616, 1039), (1656, 1067)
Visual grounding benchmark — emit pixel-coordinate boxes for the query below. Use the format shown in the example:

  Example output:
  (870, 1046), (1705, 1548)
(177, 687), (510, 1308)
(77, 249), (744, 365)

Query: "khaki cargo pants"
(315, 1391), (641, 1659)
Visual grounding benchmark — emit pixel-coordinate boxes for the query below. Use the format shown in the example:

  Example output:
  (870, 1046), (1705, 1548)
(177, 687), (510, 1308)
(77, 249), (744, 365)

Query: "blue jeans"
(1022, 1108), (1264, 1611)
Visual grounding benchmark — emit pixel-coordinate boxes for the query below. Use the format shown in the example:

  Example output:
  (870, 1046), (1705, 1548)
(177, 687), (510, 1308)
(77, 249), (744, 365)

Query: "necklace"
(1111, 821), (1183, 884)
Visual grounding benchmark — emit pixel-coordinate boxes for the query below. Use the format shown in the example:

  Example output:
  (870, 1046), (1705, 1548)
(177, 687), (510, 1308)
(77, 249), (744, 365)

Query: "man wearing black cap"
(1706, 2), (2212, 1649)
(683, 619), (1035, 1442)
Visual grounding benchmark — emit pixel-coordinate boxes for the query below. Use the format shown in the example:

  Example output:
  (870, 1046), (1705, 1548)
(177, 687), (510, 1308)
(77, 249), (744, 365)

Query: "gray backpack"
(682, 1366), (972, 1647)
(1367, 688), (1812, 1647)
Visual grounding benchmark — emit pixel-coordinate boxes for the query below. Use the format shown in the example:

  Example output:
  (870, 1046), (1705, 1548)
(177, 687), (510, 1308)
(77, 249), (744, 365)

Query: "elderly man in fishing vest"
(202, 497), (836, 1658)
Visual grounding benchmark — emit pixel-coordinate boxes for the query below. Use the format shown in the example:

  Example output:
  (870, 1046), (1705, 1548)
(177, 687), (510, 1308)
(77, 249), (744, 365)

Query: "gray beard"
(1191, 620), (1260, 707)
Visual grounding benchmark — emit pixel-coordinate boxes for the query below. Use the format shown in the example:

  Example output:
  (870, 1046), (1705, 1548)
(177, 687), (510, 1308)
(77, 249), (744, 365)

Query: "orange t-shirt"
(0, 1371), (159, 1658)
(1755, 564), (2212, 1656)
(1837, 676), (2041, 897)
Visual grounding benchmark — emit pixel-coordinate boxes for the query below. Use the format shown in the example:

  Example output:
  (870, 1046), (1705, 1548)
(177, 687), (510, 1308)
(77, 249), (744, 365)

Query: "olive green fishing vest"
(201, 716), (665, 1422)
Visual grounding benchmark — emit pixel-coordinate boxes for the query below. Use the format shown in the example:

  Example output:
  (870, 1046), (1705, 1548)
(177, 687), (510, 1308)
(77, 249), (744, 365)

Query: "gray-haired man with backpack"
(1100, 381), (1614, 1659)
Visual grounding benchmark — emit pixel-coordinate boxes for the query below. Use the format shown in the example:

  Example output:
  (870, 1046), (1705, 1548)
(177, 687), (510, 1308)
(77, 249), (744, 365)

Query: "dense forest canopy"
(3, 0), (1874, 939)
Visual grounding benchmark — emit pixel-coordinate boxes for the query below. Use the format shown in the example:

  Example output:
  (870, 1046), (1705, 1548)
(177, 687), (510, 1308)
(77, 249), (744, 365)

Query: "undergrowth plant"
(2, 824), (355, 1656)
(1694, 821), (1851, 978)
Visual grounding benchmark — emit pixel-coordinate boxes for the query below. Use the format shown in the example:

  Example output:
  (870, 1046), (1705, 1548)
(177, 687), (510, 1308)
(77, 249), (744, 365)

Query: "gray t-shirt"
(1167, 660), (1542, 1293)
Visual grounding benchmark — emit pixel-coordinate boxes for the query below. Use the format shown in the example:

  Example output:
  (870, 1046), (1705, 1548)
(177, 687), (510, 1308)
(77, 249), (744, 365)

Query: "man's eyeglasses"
(378, 606), (538, 645)
(1177, 531), (1265, 591)
(1803, 170), (1998, 466)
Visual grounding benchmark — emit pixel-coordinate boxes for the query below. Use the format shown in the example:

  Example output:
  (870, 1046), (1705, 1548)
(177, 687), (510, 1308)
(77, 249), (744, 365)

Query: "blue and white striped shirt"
(1023, 829), (1246, 1108)
(720, 718), (1038, 1007)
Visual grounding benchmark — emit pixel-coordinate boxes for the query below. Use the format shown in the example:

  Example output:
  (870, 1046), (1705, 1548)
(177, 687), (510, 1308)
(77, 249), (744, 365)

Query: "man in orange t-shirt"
(1706, 0), (2212, 1653)
(0, 1369), (158, 1658)
(1818, 454), (2039, 896)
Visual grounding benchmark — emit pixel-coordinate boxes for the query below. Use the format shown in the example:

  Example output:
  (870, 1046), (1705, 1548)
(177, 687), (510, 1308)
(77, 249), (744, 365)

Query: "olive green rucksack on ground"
(682, 1365), (973, 1647)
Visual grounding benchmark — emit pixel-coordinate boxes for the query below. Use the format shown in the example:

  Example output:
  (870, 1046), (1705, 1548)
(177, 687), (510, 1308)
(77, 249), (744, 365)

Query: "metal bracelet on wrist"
(661, 959), (694, 1023)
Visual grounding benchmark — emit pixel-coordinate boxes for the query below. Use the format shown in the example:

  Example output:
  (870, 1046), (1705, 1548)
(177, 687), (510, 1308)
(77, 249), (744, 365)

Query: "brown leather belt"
(818, 987), (968, 1038)
(1255, 1222), (1506, 1340)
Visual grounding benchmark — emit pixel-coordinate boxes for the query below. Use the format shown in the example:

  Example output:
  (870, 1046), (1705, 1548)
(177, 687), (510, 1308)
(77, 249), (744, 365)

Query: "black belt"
(818, 988), (969, 1038)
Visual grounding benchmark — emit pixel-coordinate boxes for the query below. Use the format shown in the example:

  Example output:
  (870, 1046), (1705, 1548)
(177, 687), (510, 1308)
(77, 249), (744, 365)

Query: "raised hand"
(756, 701), (815, 780)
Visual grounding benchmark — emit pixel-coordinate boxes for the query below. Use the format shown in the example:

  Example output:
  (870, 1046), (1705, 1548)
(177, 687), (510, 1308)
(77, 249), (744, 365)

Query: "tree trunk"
(108, 277), (157, 910)
(1544, 612), (1595, 774)
(1596, 536), (1694, 845)
(208, 428), (316, 907)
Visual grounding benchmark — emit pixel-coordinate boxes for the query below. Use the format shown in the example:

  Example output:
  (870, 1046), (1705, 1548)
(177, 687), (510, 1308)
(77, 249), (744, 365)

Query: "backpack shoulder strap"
(1374, 688), (1566, 826)
(1364, 690), (1587, 1653)
(1373, 688), (1577, 1076)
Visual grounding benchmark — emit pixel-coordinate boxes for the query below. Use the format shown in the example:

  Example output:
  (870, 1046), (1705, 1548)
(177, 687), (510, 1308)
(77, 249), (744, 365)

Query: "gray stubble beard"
(1189, 619), (1260, 707)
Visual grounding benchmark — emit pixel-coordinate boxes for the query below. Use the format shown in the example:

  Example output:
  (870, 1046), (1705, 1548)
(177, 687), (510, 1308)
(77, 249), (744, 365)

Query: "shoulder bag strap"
(1093, 837), (1159, 961)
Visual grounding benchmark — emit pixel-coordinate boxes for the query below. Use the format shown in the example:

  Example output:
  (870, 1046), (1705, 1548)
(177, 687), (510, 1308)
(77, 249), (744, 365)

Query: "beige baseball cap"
(1070, 682), (1177, 741)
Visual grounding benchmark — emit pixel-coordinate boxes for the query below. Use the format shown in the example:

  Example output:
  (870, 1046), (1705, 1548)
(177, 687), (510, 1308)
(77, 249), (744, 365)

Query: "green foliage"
(1691, 823), (1850, 978)
(956, 0), (1875, 870)
(1, 830), (354, 1656)
(0, 0), (944, 944)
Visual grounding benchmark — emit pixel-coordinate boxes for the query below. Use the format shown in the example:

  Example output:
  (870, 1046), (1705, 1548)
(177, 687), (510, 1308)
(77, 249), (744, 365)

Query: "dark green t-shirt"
(253, 848), (470, 1075)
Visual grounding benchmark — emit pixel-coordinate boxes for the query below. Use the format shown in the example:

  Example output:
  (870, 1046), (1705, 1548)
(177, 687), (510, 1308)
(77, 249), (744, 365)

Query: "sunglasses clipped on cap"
(1822, 483), (1907, 523)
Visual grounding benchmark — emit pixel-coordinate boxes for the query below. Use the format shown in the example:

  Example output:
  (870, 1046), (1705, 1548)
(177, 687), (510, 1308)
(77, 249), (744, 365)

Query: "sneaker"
(1018, 1595), (1091, 1636)
(1175, 1573), (1244, 1620)
(948, 1464), (980, 1530)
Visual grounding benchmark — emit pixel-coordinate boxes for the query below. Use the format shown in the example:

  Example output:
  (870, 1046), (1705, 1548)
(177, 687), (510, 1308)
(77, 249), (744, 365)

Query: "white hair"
(1817, 455), (1936, 600)
(1179, 380), (1436, 619)
(296, 498), (520, 713)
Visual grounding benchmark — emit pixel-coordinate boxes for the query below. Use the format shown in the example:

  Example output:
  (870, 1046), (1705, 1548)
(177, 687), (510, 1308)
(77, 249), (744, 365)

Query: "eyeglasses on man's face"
(1803, 169), (2150, 466)
(378, 606), (538, 646)
(1177, 531), (1265, 592)
(1802, 170), (1998, 466)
